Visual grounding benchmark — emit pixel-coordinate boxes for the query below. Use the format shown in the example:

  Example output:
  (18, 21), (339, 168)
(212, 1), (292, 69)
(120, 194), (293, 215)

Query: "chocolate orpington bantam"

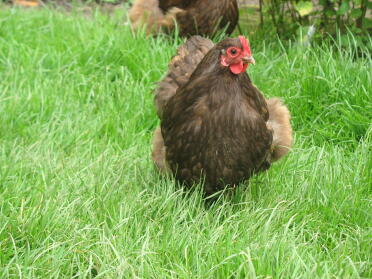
(152, 36), (293, 196)
(129, 0), (238, 37)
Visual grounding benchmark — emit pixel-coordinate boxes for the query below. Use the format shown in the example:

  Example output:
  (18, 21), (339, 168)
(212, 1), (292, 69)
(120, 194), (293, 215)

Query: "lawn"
(0, 7), (371, 279)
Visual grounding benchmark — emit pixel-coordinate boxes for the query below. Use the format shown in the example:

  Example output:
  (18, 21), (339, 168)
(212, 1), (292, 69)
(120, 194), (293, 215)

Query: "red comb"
(238, 36), (251, 56)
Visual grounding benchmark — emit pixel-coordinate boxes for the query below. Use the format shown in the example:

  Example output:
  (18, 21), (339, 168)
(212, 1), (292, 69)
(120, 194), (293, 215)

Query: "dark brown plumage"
(152, 36), (293, 195)
(129, 0), (239, 37)
(158, 0), (193, 12)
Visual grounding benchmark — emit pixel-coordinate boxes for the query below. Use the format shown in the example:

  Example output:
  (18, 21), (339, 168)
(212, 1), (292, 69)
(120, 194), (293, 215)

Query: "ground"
(0, 6), (371, 279)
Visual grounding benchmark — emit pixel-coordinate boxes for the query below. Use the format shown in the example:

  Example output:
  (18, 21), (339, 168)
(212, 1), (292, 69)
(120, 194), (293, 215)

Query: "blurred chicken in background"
(129, 0), (239, 37)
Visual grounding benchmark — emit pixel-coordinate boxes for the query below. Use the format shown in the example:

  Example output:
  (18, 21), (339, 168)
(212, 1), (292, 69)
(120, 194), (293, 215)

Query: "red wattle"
(230, 62), (248, 74)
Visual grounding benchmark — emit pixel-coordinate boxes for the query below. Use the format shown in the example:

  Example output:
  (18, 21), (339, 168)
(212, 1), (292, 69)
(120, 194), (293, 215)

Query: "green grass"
(0, 7), (371, 279)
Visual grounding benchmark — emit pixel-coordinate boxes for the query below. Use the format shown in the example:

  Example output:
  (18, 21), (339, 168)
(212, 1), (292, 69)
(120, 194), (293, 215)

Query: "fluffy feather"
(266, 98), (293, 162)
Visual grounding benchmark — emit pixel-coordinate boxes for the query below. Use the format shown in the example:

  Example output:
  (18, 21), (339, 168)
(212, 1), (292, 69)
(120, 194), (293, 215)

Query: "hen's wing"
(154, 35), (214, 119)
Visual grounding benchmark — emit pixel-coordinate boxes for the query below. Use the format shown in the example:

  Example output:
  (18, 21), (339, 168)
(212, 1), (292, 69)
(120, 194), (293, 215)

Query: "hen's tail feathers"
(129, 0), (164, 34)
(154, 36), (214, 118)
(266, 98), (293, 162)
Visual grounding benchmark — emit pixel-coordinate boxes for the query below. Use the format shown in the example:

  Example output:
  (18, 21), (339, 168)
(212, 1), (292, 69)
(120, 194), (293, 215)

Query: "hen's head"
(219, 36), (255, 75)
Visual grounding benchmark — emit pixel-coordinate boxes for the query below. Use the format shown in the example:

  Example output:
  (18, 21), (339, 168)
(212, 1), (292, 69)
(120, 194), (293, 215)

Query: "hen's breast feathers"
(161, 73), (273, 190)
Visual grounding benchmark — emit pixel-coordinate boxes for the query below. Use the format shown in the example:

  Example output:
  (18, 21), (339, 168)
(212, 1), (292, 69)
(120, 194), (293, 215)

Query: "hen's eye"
(230, 48), (237, 55)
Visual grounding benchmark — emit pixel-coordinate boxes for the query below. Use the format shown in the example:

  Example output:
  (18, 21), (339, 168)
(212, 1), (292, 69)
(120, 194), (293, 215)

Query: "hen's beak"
(242, 56), (255, 65)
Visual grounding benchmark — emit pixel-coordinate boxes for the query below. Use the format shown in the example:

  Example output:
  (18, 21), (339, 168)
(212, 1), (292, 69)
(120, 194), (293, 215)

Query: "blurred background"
(4, 0), (371, 51)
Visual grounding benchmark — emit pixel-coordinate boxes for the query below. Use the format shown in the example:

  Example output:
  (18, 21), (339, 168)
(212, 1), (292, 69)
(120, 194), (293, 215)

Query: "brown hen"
(129, 0), (239, 37)
(152, 36), (292, 196)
